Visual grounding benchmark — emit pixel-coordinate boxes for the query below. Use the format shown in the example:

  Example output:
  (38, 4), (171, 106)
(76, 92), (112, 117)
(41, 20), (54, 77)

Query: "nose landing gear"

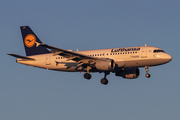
(146, 73), (151, 78)
(145, 66), (151, 78)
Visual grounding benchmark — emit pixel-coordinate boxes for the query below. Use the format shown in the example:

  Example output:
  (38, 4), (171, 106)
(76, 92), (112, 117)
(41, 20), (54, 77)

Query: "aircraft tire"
(84, 73), (92, 80)
(101, 78), (108, 85)
(146, 73), (151, 78)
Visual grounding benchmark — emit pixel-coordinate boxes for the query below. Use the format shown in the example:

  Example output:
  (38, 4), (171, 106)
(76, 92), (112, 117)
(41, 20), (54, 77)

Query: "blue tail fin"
(20, 26), (50, 56)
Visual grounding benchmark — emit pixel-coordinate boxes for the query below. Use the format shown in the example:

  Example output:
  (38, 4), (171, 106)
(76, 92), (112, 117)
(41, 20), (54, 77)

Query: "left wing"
(36, 42), (100, 66)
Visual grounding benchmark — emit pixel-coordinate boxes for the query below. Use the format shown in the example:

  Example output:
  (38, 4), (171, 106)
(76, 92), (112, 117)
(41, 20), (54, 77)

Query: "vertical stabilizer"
(20, 26), (50, 56)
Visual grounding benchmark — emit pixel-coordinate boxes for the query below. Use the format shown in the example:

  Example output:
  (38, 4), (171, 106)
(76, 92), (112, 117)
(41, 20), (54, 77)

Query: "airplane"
(7, 26), (172, 85)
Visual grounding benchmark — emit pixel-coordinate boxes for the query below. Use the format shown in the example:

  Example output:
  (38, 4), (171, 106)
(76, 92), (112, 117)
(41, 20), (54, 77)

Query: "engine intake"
(115, 68), (140, 79)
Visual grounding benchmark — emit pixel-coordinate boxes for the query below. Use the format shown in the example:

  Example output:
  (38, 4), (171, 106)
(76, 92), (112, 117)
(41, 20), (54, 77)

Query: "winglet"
(36, 42), (43, 47)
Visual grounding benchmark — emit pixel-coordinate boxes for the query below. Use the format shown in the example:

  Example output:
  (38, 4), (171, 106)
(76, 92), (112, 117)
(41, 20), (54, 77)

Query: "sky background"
(1, 0), (180, 120)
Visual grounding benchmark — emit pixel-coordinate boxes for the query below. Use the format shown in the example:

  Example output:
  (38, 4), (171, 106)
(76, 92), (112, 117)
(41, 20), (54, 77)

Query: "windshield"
(153, 49), (165, 53)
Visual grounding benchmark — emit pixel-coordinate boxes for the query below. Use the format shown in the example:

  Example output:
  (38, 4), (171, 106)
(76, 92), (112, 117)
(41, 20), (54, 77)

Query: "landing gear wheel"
(145, 66), (151, 78)
(84, 73), (92, 80)
(146, 73), (151, 78)
(101, 78), (108, 85)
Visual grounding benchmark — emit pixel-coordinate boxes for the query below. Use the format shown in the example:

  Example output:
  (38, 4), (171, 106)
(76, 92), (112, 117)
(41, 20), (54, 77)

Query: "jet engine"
(115, 68), (140, 79)
(93, 59), (115, 71)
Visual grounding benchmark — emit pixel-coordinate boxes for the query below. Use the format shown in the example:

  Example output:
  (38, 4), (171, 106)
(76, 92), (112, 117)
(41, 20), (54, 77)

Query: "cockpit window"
(153, 49), (165, 53)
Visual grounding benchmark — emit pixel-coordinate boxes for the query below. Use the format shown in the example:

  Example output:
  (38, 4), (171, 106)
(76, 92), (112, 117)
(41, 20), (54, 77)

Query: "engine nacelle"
(94, 59), (115, 71)
(115, 68), (140, 79)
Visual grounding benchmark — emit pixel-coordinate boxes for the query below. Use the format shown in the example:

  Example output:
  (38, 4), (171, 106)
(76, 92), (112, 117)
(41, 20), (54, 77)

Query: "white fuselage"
(17, 46), (172, 72)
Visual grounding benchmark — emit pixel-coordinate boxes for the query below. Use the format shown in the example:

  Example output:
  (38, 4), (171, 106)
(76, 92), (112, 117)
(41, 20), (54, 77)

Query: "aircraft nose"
(164, 54), (172, 63)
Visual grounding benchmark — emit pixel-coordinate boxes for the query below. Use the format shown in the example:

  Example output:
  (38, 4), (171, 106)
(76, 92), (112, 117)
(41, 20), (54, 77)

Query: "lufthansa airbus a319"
(7, 26), (172, 85)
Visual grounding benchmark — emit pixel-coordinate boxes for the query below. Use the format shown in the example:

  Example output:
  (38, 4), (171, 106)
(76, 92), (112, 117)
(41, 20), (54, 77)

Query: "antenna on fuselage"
(145, 44), (147, 46)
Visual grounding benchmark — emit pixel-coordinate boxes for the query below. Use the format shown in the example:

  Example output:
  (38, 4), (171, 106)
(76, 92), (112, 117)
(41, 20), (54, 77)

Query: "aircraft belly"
(124, 59), (169, 68)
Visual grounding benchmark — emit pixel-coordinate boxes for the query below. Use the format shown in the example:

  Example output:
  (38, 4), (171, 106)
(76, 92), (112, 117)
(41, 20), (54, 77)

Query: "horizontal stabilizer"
(7, 53), (35, 61)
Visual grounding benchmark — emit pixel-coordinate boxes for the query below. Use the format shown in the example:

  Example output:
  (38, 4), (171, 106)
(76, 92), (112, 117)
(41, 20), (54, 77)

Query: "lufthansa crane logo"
(24, 34), (36, 47)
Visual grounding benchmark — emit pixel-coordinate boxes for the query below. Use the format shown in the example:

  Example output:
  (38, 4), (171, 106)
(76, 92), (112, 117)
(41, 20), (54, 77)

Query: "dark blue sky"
(1, 0), (179, 120)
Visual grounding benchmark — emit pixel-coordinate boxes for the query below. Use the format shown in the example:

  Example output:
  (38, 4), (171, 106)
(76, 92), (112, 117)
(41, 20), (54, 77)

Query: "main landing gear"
(100, 72), (110, 85)
(84, 73), (92, 79)
(83, 69), (110, 85)
(84, 66), (92, 79)
(145, 66), (151, 78)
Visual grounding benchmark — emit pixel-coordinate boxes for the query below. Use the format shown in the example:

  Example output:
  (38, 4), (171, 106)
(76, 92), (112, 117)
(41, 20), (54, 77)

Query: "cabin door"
(141, 47), (147, 58)
(46, 55), (51, 65)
